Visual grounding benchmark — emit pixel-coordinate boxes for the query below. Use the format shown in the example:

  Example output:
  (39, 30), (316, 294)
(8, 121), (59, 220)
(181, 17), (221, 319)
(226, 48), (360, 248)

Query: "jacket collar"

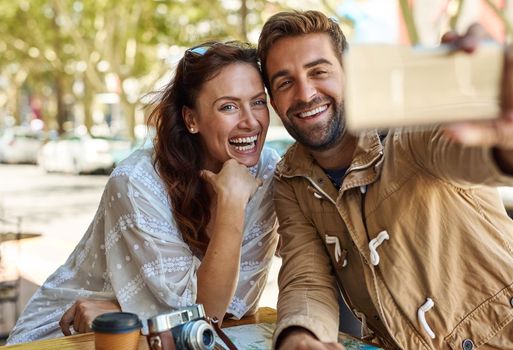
(276, 130), (385, 192)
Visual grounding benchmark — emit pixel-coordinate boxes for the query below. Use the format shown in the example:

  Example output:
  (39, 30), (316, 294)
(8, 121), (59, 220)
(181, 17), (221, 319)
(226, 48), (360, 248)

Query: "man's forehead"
(266, 33), (338, 72)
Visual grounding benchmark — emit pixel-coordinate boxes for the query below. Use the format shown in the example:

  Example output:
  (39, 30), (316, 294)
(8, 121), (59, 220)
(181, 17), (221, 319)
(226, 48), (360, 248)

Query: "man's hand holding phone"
(442, 25), (513, 174)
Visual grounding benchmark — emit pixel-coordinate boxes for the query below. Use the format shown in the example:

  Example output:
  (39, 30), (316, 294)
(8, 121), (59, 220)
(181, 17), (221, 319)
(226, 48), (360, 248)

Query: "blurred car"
(112, 126), (155, 166)
(112, 137), (154, 166)
(38, 133), (132, 174)
(0, 127), (46, 164)
(265, 125), (294, 156)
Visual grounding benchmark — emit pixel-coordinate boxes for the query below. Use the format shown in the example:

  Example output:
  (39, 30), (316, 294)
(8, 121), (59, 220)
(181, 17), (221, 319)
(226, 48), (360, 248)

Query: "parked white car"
(38, 133), (132, 174)
(0, 127), (45, 164)
(112, 126), (155, 166)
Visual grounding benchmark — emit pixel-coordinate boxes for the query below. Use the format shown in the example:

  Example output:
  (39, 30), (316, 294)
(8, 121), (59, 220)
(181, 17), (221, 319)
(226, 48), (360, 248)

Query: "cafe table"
(1, 307), (277, 350)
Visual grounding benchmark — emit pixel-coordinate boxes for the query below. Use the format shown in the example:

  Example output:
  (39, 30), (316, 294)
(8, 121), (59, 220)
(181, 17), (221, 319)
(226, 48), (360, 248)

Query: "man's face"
(266, 33), (346, 151)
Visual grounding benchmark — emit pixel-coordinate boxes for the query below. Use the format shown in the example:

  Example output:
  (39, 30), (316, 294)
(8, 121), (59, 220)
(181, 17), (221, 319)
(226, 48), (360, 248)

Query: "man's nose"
(295, 78), (317, 102)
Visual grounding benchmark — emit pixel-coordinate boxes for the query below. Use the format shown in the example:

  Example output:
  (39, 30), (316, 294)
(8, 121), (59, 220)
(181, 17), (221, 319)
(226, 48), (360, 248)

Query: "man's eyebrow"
(269, 58), (333, 87)
(304, 58), (333, 69)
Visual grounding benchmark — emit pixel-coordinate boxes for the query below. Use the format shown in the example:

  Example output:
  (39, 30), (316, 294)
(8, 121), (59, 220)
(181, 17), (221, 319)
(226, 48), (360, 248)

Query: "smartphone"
(343, 43), (503, 131)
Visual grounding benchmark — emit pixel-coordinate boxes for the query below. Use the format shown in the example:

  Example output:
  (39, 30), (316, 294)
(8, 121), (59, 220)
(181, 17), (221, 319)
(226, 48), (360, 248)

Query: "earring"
(190, 127), (195, 133)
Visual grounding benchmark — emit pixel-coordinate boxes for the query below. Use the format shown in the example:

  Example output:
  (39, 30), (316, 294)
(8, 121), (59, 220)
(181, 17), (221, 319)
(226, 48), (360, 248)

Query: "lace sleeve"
(105, 164), (200, 321)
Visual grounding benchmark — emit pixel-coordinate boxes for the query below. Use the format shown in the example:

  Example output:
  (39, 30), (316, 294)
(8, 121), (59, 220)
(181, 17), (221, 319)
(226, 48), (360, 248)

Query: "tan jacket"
(273, 128), (513, 350)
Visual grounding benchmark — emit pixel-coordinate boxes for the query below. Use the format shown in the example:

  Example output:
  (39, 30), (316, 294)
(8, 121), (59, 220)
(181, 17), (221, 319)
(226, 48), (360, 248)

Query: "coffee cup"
(92, 312), (142, 350)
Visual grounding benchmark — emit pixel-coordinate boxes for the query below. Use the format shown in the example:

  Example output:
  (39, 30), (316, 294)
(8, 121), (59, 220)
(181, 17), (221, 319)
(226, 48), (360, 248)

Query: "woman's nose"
(239, 108), (260, 129)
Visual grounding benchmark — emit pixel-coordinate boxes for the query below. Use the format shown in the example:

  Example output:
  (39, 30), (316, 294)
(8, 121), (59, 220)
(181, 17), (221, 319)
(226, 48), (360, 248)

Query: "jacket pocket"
(445, 283), (513, 350)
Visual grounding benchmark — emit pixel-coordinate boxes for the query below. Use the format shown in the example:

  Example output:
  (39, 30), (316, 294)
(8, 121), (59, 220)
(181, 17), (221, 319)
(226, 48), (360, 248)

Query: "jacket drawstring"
(325, 235), (342, 263)
(368, 230), (389, 266)
(353, 309), (373, 338)
(417, 298), (436, 339)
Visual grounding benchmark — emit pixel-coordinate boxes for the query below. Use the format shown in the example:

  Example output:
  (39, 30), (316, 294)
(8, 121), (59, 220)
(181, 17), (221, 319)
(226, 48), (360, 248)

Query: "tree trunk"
(398, 0), (420, 44)
(83, 80), (94, 133)
(13, 84), (21, 126)
(55, 76), (66, 134)
(240, 0), (248, 41)
(120, 94), (135, 140)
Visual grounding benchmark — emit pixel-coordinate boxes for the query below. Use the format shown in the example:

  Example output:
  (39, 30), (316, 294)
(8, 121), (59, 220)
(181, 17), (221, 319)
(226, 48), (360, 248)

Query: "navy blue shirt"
(324, 167), (347, 190)
(323, 167), (362, 336)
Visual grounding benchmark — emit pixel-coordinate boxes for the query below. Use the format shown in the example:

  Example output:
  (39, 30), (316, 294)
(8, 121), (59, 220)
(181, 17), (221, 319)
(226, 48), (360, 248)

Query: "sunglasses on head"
(182, 41), (253, 73)
(185, 41), (252, 57)
(185, 44), (214, 57)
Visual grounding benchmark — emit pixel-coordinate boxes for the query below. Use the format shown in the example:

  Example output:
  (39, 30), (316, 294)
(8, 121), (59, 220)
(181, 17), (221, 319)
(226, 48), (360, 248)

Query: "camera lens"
(179, 320), (215, 350)
(202, 328), (214, 346)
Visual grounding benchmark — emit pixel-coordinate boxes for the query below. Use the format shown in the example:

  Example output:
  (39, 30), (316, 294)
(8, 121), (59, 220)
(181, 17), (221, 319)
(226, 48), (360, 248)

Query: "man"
(257, 10), (513, 350)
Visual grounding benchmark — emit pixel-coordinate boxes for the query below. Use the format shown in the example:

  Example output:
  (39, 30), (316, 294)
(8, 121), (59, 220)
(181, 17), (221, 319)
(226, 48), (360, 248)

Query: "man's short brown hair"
(257, 10), (348, 94)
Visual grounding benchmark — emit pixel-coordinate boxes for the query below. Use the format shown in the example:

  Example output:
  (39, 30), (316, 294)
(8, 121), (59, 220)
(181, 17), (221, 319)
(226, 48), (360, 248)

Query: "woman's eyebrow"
(213, 91), (266, 105)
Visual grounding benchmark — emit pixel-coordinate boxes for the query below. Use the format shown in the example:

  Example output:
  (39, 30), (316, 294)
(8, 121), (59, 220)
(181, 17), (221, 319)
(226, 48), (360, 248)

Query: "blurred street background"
(1, 0), (513, 341)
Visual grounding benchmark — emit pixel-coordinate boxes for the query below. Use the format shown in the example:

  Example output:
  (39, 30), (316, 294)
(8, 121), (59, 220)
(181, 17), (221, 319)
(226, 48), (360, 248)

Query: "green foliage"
(0, 0), (328, 133)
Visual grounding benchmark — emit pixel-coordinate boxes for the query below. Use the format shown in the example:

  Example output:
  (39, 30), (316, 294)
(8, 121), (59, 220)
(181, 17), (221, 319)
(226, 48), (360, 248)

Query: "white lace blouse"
(7, 147), (279, 344)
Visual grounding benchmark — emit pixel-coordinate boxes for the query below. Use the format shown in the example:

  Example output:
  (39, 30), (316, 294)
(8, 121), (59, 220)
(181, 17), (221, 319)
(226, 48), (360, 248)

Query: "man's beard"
(283, 96), (345, 151)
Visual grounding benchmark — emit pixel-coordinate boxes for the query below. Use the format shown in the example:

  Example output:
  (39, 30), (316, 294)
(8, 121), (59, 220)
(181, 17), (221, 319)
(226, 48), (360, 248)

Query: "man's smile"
(296, 104), (329, 119)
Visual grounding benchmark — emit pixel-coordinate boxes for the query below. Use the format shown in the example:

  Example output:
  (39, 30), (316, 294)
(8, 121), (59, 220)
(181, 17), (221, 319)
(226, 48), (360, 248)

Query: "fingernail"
(441, 31), (459, 44)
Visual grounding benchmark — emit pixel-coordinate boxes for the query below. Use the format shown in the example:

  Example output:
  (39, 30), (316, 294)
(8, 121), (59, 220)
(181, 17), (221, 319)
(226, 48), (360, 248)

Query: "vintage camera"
(146, 304), (216, 350)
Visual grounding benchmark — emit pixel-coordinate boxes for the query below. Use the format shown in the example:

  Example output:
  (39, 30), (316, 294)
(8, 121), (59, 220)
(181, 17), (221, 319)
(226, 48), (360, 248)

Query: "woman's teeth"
(229, 135), (258, 151)
(234, 143), (256, 151)
(298, 105), (328, 118)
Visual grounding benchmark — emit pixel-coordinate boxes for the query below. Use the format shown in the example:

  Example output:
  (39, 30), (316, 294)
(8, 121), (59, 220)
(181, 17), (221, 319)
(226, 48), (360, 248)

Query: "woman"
(7, 41), (279, 344)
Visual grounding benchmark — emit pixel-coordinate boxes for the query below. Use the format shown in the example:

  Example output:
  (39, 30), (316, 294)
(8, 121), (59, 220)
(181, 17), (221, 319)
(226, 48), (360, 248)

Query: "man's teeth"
(298, 105), (328, 118)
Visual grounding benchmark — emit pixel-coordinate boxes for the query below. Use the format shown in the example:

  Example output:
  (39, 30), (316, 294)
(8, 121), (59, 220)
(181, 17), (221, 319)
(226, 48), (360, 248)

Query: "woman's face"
(186, 63), (270, 172)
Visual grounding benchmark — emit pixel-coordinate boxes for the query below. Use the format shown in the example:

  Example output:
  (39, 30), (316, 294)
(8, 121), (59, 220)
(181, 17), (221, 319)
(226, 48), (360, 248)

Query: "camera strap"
(147, 329), (176, 350)
(210, 317), (238, 350)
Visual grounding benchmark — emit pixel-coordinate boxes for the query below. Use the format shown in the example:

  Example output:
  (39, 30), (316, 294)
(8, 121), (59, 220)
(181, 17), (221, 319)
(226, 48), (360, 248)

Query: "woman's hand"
(201, 159), (262, 203)
(196, 159), (262, 323)
(59, 298), (121, 336)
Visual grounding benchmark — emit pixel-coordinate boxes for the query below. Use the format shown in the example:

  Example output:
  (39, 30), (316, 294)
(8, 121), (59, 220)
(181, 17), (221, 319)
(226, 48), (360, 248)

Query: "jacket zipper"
(346, 151), (384, 175)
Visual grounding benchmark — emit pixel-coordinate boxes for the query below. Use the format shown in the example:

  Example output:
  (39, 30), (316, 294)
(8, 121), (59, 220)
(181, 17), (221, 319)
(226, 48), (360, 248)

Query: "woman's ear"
(182, 106), (198, 134)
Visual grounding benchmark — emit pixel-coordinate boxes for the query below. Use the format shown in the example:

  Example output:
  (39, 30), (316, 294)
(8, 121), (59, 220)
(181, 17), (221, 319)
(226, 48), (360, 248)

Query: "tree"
(0, 0), (75, 131)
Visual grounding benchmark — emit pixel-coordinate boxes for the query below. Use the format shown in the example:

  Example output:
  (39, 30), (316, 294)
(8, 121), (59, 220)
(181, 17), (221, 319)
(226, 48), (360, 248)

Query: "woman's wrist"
(216, 189), (250, 205)
(215, 193), (249, 215)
